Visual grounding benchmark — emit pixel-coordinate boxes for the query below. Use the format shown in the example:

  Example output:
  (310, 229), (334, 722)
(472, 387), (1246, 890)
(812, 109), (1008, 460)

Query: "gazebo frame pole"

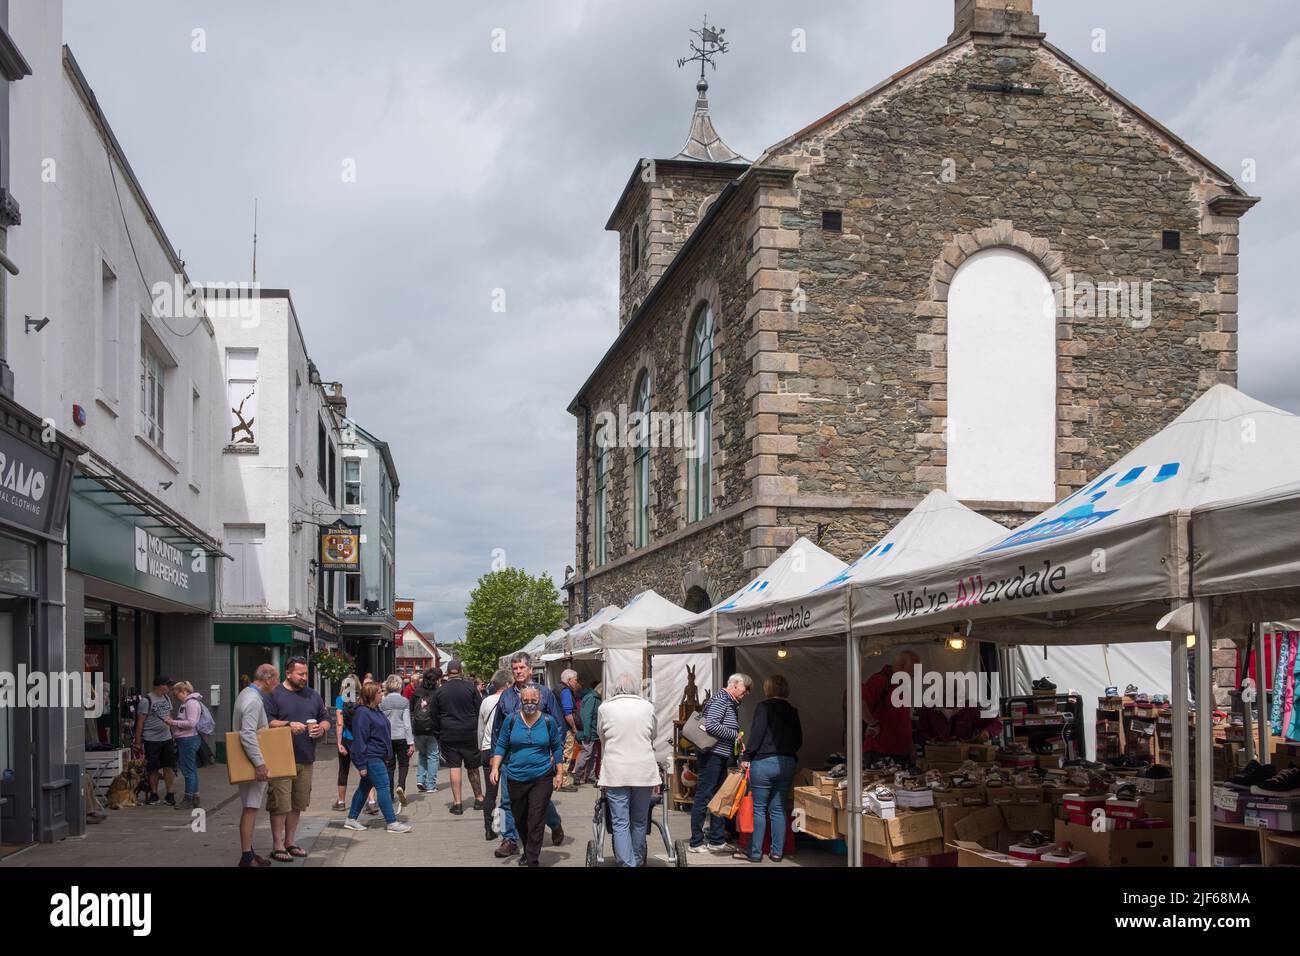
(846, 588), (862, 868)
(1194, 597), (1214, 867)
(1171, 601), (1190, 868)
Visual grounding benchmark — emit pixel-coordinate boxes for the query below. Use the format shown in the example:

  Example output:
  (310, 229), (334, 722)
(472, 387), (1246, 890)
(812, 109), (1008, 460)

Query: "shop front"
(66, 467), (220, 823)
(0, 398), (81, 846)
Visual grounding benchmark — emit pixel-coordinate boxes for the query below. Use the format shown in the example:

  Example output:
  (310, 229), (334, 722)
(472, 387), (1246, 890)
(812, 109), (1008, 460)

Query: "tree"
(460, 568), (566, 678)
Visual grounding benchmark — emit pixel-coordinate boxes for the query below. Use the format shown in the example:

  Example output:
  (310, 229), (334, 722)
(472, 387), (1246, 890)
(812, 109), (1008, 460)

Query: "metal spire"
(673, 17), (747, 164)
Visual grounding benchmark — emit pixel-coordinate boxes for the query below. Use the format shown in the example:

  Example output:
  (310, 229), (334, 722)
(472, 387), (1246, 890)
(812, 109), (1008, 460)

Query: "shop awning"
(215, 622), (296, 646)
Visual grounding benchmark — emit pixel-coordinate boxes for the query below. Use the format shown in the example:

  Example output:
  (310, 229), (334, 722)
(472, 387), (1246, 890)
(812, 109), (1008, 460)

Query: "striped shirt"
(701, 691), (740, 755)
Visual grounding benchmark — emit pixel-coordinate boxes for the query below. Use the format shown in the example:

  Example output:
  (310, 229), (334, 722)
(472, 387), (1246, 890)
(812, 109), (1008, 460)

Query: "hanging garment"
(1289, 634), (1300, 741)
(1278, 634), (1298, 739)
(1271, 632), (1290, 736)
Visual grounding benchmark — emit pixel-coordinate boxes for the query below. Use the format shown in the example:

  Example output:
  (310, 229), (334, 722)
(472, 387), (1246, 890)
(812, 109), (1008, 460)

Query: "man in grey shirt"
(235, 663), (278, 867)
(133, 676), (178, 807)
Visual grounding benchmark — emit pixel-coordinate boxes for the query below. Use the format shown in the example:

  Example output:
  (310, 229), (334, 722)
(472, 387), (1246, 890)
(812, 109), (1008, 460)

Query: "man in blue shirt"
(491, 653), (565, 857)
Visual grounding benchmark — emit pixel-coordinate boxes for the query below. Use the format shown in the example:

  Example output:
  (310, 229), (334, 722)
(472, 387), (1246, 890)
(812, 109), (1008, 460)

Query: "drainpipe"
(578, 399), (591, 619)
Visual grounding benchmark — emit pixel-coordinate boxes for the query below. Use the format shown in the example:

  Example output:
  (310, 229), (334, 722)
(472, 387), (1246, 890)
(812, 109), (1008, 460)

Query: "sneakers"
(396, 786), (407, 807)
(164, 793), (177, 808)
(484, 829), (497, 842)
(145, 793), (160, 806)
(688, 843), (724, 855)
(364, 802), (380, 816)
(343, 817), (367, 831)
(332, 800), (347, 811)
(449, 803), (464, 815)
(386, 821), (413, 834)
(551, 825), (565, 846)
(1251, 766), (1300, 796)
(1228, 760), (1275, 789)
(494, 839), (518, 858)
(416, 783), (428, 793)
(1032, 676), (1057, 692)
(473, 798), (484, 811)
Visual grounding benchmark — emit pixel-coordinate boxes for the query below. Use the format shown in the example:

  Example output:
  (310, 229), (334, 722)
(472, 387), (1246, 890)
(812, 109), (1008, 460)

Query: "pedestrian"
(861, 650), (921, 765)
(478, 669), (509, 845)
(597, 673), (659, 867)
(491, 652), (566, 856)
(234, 663), (279, 867)
(490, 684), (564, 867)
(736, 674), (802, 863)
(133, 676), (178, 807)
(473, 675), (486, 695)
(557, 668), (582, 792)
(431, 659), (484, 814)
(333, 674), (361, 811)
(402, 671), (419, 701)
(409, 667), (442, 793)
(688, 672), (751, 854)
(343, 681), (412, 833)
(381, 675), (416, 807)
(572, 681), (603, 786)
(263, 656), (329, 862)
(165, 680), (205, 809)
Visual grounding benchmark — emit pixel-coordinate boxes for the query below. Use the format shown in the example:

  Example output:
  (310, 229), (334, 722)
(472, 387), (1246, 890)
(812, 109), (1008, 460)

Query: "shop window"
(223, 525), (267, 607)
(594, 439), (608, 566)
(139, 339), (167, 450)
(947, 248), (1056, 503)
(317, 420), (327, 490)
(633, 371), (651, 549)
(345, 572), (361, 607)
(328, 443), (337, 505)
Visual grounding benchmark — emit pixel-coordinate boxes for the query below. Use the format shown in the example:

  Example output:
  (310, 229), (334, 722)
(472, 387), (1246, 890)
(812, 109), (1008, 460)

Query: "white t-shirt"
(478, 692), (502, 751)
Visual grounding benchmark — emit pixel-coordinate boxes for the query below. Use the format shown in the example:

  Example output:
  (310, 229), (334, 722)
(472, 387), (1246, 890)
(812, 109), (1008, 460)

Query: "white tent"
(498, 630), (556, 672)
(588, 590), (712, 762)
(565, 604), (623, 660)
(646, 537), (848, 652)
(849, 385), (1300, 643)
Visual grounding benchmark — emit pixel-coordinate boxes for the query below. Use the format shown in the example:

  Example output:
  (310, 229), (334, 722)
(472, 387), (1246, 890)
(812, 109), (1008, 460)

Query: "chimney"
(950, 0), (1041, 43)
(324, 382), (348, 417)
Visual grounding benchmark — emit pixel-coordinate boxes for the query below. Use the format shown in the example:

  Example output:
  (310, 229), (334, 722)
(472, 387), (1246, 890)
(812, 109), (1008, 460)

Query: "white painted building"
(207, 288), (347, 699)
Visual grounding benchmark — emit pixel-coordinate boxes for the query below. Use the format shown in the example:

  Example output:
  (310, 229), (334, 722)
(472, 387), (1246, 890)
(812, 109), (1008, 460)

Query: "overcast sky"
(64, 0), (1300, 642)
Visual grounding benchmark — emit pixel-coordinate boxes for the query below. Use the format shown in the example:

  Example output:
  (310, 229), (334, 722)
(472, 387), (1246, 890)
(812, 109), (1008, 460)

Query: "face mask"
(521, 702), (540, 715)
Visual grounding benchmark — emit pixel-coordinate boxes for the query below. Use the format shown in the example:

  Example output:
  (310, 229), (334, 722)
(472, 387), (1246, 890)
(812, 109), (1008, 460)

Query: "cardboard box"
(225, 726), (297, 784)
(924, 743), (967, 763)
(1135, 776), (1173, 798)
(792, 768), (815, 789)
(1053, 820), (1173, 866)
(839, 808), (945, 862)
(811, 771), (839, 795)
(1014, 785), (1044, 805)
(987, 786), (1018, 806)
(951, 840), (1051, 867)
(895, 787), (935, 809)
(953, 805), (1004, 845)
(940, 805), (982, 845)
(965, 743), (998, 762)
(1244, 795), (1300, 831)
(793, 786), (842, 840)
(1001, 802), (1055, 834)
(800, 814), (839, 840)
(958, 785), (987, 807)
(933, 789), (964, 809)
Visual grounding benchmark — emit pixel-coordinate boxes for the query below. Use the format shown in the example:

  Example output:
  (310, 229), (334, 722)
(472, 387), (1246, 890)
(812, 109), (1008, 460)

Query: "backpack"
(411, 690), (436, 737)
(193, 698), (216, 737)
(341, 699), (358, 734)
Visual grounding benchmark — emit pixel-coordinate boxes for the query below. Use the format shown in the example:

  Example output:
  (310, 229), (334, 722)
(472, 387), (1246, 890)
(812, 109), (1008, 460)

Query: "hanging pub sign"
(394, 599), (414, 621)
(319, 520), (360, 573)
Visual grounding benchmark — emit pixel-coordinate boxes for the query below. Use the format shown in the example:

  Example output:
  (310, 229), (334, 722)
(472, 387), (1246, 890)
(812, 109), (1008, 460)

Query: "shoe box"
(1212, 785), (1246, 824)
(1243, 794), (1300, 831)
(895, 787), (935, 809)
(1053, 819), (1173, 866)
(1134, 776), (1173, 798)
(951, 841), (1053, 867)
(837, 808), (944, 863)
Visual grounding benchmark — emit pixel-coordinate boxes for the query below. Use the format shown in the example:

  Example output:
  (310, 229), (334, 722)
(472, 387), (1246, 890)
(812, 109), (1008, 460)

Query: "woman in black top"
(737, 674), (803, 862)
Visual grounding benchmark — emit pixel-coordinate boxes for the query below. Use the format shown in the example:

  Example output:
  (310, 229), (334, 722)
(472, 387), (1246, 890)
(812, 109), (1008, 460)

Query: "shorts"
(267, 762), (314, 814)
(144, 739), (177, 774)
(239, 779), (268, 810)
(440, 739), (481, 770)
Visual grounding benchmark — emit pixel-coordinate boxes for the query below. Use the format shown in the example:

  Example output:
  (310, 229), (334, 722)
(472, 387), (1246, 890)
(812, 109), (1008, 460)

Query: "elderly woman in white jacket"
(597, 673), (660, 867)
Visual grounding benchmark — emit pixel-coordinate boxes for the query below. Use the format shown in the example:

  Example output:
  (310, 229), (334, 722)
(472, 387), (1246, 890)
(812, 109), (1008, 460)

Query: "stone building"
(566, 0), (1258, 652)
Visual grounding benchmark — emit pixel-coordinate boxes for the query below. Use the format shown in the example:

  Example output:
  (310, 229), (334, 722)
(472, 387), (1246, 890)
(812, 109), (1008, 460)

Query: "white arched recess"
(946, 247), (1057, 504)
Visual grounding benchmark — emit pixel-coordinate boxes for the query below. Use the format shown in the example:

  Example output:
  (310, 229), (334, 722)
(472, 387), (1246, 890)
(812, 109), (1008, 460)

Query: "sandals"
(1020, 830), (1051, 848)
(270, 850), (293, 863)
(732, 851), (761, 862)
(286, 845), (308, 858)
(1113, 783), (1139, 802)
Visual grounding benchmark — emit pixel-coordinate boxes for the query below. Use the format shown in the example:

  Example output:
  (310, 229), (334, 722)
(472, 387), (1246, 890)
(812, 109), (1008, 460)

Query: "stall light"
(776, 643), (789, 660)
(945, 635), (966, 652)
(1185, 634), (1196, 649)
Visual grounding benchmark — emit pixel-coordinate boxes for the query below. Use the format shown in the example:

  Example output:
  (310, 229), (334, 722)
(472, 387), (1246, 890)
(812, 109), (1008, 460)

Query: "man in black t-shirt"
(263, 657), (328, 862)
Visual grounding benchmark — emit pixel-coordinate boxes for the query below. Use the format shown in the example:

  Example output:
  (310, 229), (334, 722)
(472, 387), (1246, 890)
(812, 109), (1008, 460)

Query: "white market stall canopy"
(645, 537), (847, 652)
(718, 490), (1008, 648)
(596, 590), (695, 649)
(498, 630), (556, 670)
(1192, 480), (1300, 627)
(848, 386), (1300, 647)
(563, 604), (622, 659)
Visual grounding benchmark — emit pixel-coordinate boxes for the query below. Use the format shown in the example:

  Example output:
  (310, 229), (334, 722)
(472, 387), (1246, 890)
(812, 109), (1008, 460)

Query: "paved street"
(1, 751), (840, 868)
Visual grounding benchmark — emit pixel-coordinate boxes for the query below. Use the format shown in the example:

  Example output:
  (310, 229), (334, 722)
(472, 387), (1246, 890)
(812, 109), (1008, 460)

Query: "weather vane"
(677, 15), (729, 87)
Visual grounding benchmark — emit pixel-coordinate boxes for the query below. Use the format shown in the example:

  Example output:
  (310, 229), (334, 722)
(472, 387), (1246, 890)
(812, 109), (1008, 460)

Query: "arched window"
(687, 304), (714, 523)
(594, 436), (609, 566)
(630, 224), (641, 274)
(633, 371), (651, 549)
(684, 585), (712, 613)
(947, 248), (1056, 503)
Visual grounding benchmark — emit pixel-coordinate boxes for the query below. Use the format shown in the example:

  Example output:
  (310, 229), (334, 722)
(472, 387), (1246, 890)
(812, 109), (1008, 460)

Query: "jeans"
(607, 786), (653, 867)
(414, 735), (440, 788)
(690, 749), (732, 847)
(506, 773), (555, 867)
(748, 755), (796, 859)
(176, 736), (201, 795)
(349, 759), (397, 824)
(498, 775), (561, 842)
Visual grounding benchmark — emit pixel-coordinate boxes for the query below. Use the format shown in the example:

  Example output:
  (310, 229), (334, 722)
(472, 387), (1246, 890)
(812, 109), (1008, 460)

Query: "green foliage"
(313, 649), (355, 684)
(460, 568), (566, 677)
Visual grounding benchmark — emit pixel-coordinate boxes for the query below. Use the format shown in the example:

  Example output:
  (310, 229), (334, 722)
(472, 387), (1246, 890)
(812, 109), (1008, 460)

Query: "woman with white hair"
(596, 673), (659, 867)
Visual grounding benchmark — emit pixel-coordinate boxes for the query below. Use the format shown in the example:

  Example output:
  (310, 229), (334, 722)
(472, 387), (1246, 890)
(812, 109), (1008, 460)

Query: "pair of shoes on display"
(1250, 765), (1300, 796)
(1032, 676), (1057, 692)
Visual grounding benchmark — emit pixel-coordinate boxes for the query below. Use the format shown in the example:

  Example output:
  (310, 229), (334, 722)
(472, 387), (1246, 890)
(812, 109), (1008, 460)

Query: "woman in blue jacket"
(490, 684), (564, 867)
(344, 681), (413, 833)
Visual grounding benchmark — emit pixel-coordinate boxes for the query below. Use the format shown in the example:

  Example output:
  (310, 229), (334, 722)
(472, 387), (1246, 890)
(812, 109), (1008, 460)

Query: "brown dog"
(105, 761), (147, 809)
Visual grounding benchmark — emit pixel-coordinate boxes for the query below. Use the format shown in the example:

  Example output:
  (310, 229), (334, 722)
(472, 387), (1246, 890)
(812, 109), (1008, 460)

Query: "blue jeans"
(607, 786), (653, 867)
(498, 776), (560, 842)
(413, 735), (440, 788)
(748, 755), (796, 860)
(176, 736), (201, 796)
(690, 749), (732, 847)
(349, 759), (397, 824)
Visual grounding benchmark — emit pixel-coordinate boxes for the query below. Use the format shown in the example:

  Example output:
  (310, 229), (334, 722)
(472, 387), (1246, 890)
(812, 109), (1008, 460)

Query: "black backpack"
(341, 699), (358, 734)
(411, 690), (436, 736)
